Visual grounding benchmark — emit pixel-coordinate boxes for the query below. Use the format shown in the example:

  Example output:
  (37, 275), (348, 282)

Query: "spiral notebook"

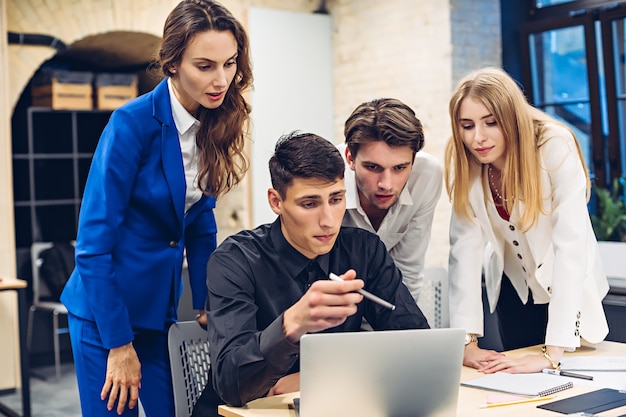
(461, 372), (574, 397)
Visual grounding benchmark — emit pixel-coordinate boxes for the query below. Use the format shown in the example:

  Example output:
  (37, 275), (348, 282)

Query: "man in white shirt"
(340, 98), (442, 302)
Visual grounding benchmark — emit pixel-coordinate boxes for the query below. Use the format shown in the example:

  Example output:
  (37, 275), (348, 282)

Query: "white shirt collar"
(167, 77), (199, 135)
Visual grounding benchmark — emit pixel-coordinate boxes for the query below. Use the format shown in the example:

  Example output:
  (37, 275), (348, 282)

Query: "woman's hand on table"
(463, 342), (505, 369)
(478, 354), (550, 373)
(478, 346), (565, 374)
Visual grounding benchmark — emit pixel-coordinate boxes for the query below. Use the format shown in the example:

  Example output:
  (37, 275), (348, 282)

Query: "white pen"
(542, 368), (594, 381)
(328, 272), (396, 311)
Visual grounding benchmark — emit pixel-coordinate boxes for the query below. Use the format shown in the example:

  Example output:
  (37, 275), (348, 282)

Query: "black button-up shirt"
(205, 219), (430, 407)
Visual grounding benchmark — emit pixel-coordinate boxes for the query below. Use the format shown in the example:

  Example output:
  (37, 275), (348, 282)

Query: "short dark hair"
(269, 131), (344, 198)
(344, 98), (424, 158)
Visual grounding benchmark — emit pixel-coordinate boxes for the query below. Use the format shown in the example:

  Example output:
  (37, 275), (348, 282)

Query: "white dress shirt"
(338, 143), (443, 302)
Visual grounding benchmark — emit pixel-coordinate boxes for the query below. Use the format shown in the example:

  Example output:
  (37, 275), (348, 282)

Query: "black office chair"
(27, 242), (71, 380)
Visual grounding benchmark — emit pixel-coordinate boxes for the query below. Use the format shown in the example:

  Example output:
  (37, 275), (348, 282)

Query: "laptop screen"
(299, 328), (465, 417)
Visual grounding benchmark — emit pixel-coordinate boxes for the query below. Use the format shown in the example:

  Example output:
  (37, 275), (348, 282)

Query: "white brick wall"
(0, 0), (504, 389)
(330, 0), (455, 267)
(450, 0), (502, 84)
(2, 0), (503, 266)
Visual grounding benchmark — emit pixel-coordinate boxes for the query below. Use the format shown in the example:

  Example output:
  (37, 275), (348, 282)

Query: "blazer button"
(509, 225), (515, 231)
(517, 253), (523, 260)
(576, 311), (581, 319)
(513, 240), (519, 246)
(169, 241), (178, 248)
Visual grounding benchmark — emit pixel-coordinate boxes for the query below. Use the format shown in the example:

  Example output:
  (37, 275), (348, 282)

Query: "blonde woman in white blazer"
(445, 67), (609, 374)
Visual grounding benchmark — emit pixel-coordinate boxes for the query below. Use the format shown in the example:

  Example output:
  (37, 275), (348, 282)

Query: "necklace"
(488, 164), (507, 203)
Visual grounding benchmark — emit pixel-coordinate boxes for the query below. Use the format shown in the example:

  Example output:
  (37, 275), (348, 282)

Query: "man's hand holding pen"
(329, 272), (396, 310)
(282, 269), (363, 343)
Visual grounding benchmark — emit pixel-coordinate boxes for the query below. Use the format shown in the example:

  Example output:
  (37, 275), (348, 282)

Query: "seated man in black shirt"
(193, 131), (430, 416)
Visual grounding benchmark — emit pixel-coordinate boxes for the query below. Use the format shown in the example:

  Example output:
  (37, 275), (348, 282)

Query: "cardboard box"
(95, 74), (138, 110)
(96, 84), (138, 110)
(31, 70), (94, 110)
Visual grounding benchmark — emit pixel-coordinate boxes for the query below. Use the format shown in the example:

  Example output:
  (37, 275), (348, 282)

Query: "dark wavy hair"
(158, 0), (253, 197)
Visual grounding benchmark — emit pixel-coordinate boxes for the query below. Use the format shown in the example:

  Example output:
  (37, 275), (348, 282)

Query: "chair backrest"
(30, 241), (75, 303)
(168, 320), (211, 417)
(417, 266), (450, 328)
(30, 242), (54, 303)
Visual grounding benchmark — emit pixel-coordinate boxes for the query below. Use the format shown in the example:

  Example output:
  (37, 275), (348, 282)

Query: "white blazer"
(448, 123), (609, 349)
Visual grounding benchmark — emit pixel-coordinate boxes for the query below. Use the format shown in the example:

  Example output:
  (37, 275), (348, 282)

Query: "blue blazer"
(61, 79), (217, 349)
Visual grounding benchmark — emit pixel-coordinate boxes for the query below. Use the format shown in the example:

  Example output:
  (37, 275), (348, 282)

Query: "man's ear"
(345, 147), (356, 170)
(268, 188), (282, 215)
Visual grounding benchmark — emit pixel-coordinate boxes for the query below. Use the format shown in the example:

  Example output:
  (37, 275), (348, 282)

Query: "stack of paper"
(560, 356), (626, 371)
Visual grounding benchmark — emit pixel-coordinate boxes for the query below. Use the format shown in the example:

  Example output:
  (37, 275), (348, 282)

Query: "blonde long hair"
(444, 67), (590, 232)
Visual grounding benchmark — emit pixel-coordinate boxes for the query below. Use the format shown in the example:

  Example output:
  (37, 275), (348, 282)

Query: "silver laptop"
(299, 328), (465, 417)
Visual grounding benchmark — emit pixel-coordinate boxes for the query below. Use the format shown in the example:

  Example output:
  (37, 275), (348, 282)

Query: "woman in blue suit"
(60, 1), (253, 415)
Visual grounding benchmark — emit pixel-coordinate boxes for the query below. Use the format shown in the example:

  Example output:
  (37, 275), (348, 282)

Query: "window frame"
(598, 6), (626, 182)
(531, 0), (624, 21)
(519, 13), (606, 184)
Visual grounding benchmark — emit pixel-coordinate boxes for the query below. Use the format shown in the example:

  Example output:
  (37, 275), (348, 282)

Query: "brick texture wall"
(0, 0), (502, 388)
(331, 0), (455, 268)
(451, 0), (502, 84)
(3, 0), (502, 268)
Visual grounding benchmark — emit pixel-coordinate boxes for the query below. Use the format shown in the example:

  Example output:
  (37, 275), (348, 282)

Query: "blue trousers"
(68, 313), (175, 417)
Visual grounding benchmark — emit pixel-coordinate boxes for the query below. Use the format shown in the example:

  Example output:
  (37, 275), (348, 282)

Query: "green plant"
(590, 177), (626, 242)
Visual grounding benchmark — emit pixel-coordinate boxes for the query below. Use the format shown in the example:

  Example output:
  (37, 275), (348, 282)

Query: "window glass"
(536, 0), (575, 8)
(611, 18), (626, 176)
(528, 25), (593, 170)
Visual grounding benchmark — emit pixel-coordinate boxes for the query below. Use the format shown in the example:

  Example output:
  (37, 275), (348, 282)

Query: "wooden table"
(0, 279), (31, 417)
(218, 340), (626, 417)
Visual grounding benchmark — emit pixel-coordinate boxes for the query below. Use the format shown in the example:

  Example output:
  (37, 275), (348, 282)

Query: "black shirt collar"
(269, 218), (331, 279)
